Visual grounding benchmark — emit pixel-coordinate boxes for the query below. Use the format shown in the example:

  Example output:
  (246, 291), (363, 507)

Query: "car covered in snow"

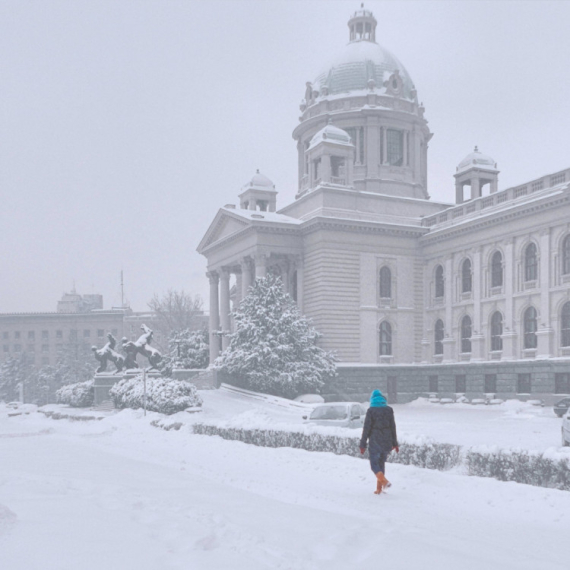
(562, 407), (570, 447)
(553, 397), (570, 418)
(302, 402), (366, 428)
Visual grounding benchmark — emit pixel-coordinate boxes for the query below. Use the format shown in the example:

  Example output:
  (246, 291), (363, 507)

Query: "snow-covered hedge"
(191, 423), (570, 490)
(466, 448), (570, 491)
(109, 375), (202, 415)
(55, 380), (94, 408)
(191, 424), (461, 471)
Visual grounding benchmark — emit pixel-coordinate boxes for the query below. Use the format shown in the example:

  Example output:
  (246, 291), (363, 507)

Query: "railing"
(330, 176), (346, 185)
(423, 167), (569, 228)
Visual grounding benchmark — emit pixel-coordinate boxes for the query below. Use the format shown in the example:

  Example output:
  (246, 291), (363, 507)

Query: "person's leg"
(368, 449), (384, 494)
(378, 451), (391, 489)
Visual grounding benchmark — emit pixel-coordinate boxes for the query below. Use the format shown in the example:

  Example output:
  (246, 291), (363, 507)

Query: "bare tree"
(148, 290), (204, 346)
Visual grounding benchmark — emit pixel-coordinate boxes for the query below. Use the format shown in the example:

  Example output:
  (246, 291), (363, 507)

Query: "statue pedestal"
(93, 373), (123, 405)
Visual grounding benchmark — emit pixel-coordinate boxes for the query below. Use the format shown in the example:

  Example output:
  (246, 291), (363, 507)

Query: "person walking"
(359, 389), (399, 494)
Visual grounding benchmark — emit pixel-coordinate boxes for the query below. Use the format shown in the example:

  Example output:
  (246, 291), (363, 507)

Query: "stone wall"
(324, 361), (570, 405)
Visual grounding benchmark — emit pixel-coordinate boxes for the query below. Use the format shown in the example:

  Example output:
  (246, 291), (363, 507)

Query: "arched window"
(524, 243), (538, 282)
(491, 251), (503, 288)
(435, 265), (444, 298)
(523, 306), (538, 349)
(461, 315), (472, 353)
(562, 235), (570, 275)
(561, 302), (570, 347)
(434, 319), (444, 355)
(490, 311), (503, 351)
(461, 258), (472, 293)
(379, 266), (391, 298)
(379, 321), (392, 356)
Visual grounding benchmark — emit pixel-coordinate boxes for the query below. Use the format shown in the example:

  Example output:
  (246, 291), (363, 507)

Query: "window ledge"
(379, 297), (392, 308)
(433, 354), (443, 363)
(461, 292), (472, 300)
(459, 352), (472, 361)
(522, 349), (537, 359)
(489, 351), (502, 360)
(562, 274), (570, 283)
(560, 347), (570, 356)
(432, 297), (445, 307)
(490, 286), (503, 296)
(379, 355), (393, 364)
(523, 280), (537, 290)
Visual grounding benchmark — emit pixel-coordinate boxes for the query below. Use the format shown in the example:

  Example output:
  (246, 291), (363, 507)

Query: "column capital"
(206, 270), (219, 283)
(219, 267), (231, 280)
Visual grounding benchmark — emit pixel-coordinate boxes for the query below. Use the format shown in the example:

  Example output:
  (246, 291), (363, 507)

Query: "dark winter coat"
(359, 406), (398, 453)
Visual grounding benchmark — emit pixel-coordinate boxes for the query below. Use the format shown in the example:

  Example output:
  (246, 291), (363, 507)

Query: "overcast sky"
(1, 0), (569, 313)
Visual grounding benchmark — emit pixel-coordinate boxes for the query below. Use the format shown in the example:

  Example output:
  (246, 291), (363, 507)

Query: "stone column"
(402, 131), (408, 167)
(471, 247), (484, 360)
(321, 155), (331, 183)
(207, 271), (220, 365)
(455, 182), (464, 204)
(538, 228), (552, 357)
(471, 177), (481, 199)
(235, 269), (243, 306)
(295, 258), (304, 312)
(241, 258), (252, 298)
(255, 253), (267, 279)
(366, 120), (379, 177)
(444, 256), (455, 361)
(219, 269), (231, 351)
(502, 239), (516, 359)
(382, 127), (388, 164)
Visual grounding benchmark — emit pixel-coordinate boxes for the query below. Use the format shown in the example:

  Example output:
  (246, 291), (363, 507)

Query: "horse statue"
(92, 333), (125, 374)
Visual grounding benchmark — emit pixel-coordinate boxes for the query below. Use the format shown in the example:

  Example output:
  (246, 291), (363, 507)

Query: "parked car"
(553, 397), (570, 418)
(562, 408), (570, 447)
(303, 402), (366, 428)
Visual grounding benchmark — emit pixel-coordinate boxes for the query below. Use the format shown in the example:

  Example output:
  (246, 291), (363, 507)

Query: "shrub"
(110, 374), (202, 415)
(466, 448), (570, 491)
(55, 380), (94, 408)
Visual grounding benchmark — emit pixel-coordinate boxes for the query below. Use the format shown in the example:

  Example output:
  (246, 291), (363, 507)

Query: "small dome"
(309, 123), (353, 150)
(457, 147), (497, 173)
(242, 170), (275, 191)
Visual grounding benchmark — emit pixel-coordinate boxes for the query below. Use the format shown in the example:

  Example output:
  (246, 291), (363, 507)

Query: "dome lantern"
(239, 170), (278, 212)
(348, 4), (377, 43)
(454, 147), (499, 204)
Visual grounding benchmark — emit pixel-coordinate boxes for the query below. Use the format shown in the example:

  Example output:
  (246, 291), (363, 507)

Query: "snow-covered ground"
(1, 393), (568, 570)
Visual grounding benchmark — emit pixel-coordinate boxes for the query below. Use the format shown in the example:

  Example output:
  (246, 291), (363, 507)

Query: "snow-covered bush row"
(109, 375), (203, 415)
(466, 448), (570, 491)
(55, 380), (94, 408)
(191, 424), (461, 471)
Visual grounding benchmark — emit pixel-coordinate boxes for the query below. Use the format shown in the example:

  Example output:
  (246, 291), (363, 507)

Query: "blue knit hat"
(370, 389), (387, 407)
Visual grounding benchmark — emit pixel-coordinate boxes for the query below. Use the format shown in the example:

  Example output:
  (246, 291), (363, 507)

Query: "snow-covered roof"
(222, 206), (301, 225)
(313, 39), (415, 99)
(457, 147), (498, 173)
(308, 123), (353, 150)
(241, 170), (276, 193)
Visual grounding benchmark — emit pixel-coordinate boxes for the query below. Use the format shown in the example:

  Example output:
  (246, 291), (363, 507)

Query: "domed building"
(198, 8), (570, 403)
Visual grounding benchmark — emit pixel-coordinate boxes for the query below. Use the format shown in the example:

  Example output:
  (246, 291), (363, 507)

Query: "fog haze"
(1, 0), (568, 313)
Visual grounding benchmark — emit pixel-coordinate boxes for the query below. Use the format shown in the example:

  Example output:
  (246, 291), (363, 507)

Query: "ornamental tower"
(293, 6), (432, 200)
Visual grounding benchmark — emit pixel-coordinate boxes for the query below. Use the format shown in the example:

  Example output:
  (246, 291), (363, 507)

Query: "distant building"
(198, 8), (570, 403)
(0, 291), (208, 368)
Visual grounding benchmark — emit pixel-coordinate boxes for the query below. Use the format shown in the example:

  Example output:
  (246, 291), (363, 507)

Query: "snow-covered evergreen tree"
(55, 341), (94, 386)
(0, 353), (34, 402)
(214, 274), (336, 398)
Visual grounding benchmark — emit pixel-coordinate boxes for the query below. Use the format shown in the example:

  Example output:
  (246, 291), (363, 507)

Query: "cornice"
(421, 192), (570, 246)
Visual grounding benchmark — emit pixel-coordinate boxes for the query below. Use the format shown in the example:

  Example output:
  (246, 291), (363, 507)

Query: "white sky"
(1, 0), (569, 313)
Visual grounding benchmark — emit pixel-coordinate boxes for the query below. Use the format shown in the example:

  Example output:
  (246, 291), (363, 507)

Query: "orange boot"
(376, 472), (392, 493)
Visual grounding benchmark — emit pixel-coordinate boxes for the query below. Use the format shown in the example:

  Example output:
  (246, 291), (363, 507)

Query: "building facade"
(198, 9), (570, 402)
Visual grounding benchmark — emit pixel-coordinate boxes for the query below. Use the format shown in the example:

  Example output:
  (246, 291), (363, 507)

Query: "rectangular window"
(28, 331), (35, 340)
(455, 375), (466, 393)
(56, 330), (63, 339)
(42, 330), (49, 339)
(42, 344), (49, 353)
(2, 332), (8, 340)
(27, 344), (35, 352)
(14, 331), (20, 339)
(484, 374), (497, 393)
(517, 373), (532, 394)
(429, 375), (438, 392)
(83, 329), (91, 338)
(555, 373), (570, 394)
(387, 129), (403, 166)
(98, 329), (105, 338)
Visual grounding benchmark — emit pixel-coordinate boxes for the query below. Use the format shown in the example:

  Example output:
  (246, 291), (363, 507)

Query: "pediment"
(197, 211), (249, 252)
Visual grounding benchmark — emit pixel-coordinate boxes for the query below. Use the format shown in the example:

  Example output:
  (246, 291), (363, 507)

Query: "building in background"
(198, 8), (570, 402)
(0, 291), (208, 367)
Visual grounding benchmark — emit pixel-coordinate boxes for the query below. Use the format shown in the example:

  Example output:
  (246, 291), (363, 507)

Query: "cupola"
(239, 170), (277, 212)
(454, 147), (499, 203)
(348, 4), (377, 42)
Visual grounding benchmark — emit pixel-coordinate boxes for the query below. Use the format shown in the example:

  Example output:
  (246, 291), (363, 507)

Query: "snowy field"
(1, 392), (569, 570)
